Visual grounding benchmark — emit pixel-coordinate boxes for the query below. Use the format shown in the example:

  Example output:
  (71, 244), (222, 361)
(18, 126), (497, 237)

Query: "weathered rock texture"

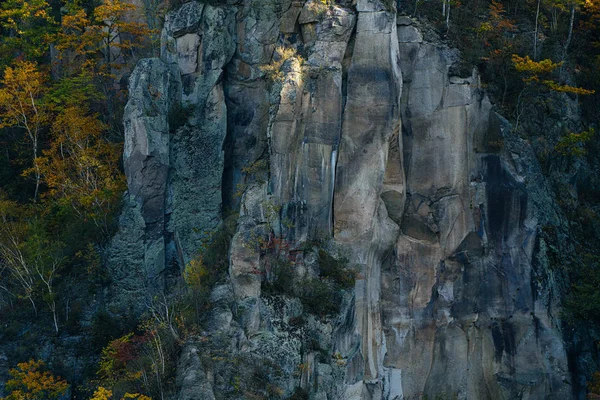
(109, 1), (574, 398)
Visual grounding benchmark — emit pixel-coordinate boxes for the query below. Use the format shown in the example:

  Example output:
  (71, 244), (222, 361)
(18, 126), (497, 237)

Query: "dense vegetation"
(0, 0), (159, 397)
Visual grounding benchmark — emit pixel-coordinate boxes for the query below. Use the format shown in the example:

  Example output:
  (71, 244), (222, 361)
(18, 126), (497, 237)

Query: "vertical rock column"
(161, 3), (236, 263)
(269, 3), (355, 243)
(118, 58), (172, 291)
(333, 0), (404, 396)
(222, 0), (279, 210)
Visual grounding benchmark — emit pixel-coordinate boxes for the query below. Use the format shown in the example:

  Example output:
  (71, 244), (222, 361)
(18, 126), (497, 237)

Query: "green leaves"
(0, 0), (56, 68)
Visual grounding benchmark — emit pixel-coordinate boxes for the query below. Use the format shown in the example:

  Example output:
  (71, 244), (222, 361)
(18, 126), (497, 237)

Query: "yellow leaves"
(556, 128), (595, 156)
(184, 256), (209, 289)
(0, 0), (53, 30)
(89, 387), (152, 400)
(0, 61), (48, 130)
(512, 54), (594, 95)
(0, 60), (49, 199)
(0, 0), (55, 64)
(122, 393), (151, 400)
(260, 46), (304, 81)
(37, 106), (125, 227)
(97, 333), (135, 383)
(542, 80), (596, 94)
(512, 54), (563, 74)
(57, 0), (153, 74)
(90, 386), (113, 400)
(3, 359), (68, 400)
(477, 21), (493, 33)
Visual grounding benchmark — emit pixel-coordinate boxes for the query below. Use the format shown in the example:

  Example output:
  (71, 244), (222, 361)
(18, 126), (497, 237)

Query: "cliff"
(108, 0), (574, 398)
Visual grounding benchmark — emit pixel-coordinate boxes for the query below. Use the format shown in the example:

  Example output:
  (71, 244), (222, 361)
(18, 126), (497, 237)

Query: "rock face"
(110, 1), (574, 399)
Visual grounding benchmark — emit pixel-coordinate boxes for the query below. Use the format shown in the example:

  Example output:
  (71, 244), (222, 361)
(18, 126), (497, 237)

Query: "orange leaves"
(98, 333), (138, 384)
(489, 0), (517, 32)
(477, 0), (517, 62)
(55, 8), (94, 62)
(3, 359), (68, 400)
(479, 0), (517, 35)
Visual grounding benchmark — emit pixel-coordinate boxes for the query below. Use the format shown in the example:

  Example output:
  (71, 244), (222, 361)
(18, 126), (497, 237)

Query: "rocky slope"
(108, 0), (574, 398)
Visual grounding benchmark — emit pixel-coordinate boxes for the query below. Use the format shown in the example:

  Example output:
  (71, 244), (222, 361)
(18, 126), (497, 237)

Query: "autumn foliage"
(512, 54), (595, 94)
(38, 106), (125, 229)
(0, 61), (49, 200)
(2, 360), (68, 400)
(57, 0), (153, 76)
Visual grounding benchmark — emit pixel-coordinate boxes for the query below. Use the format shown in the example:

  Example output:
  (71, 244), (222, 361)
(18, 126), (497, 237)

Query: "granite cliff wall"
(108, 0), (573, 398)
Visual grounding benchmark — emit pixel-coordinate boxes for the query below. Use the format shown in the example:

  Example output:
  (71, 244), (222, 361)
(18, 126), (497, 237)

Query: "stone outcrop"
(379, 20), (571, 399)
(111, 1), (574, 398)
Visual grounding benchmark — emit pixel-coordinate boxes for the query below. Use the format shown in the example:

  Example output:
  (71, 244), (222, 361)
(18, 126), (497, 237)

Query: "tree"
(0, 199), (37, 313)
(512, 54), (595, 94)
(477, 1), (517, 106)
(555, 128), (595, 156)
(0, 200), (65, 333)
(37, 106), (125, 232)
(0, 0), (55, 68)
(90, 386), (113, 400)
(0, 61), (49, 201)
(512, 54), (594, 128)
(57, 0), (152, 76)
(97, 328), (174, 400)
(89, 387), (152, 400)
(2, 359), (68, 400)
(56, 0), (153, 130)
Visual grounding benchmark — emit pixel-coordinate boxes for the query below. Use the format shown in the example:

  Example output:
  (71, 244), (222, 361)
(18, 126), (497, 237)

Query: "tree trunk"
(51, 300), (59, 334)
(564, 4), (576, 59)
(534, 0), (541, 60)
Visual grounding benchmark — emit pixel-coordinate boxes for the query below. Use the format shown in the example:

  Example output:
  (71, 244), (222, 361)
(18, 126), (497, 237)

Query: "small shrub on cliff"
(288, 387), (310, 400)
(298, 278), (343, 317)
(263, 259), (294, 296)
(318, 249), (355, 289)
(555, 128), (595, 157)
(563, 254), (600, 324)
(260, 46), (304, 82)
(182, 214), (238, 325)
(263, 246), (355, 317)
